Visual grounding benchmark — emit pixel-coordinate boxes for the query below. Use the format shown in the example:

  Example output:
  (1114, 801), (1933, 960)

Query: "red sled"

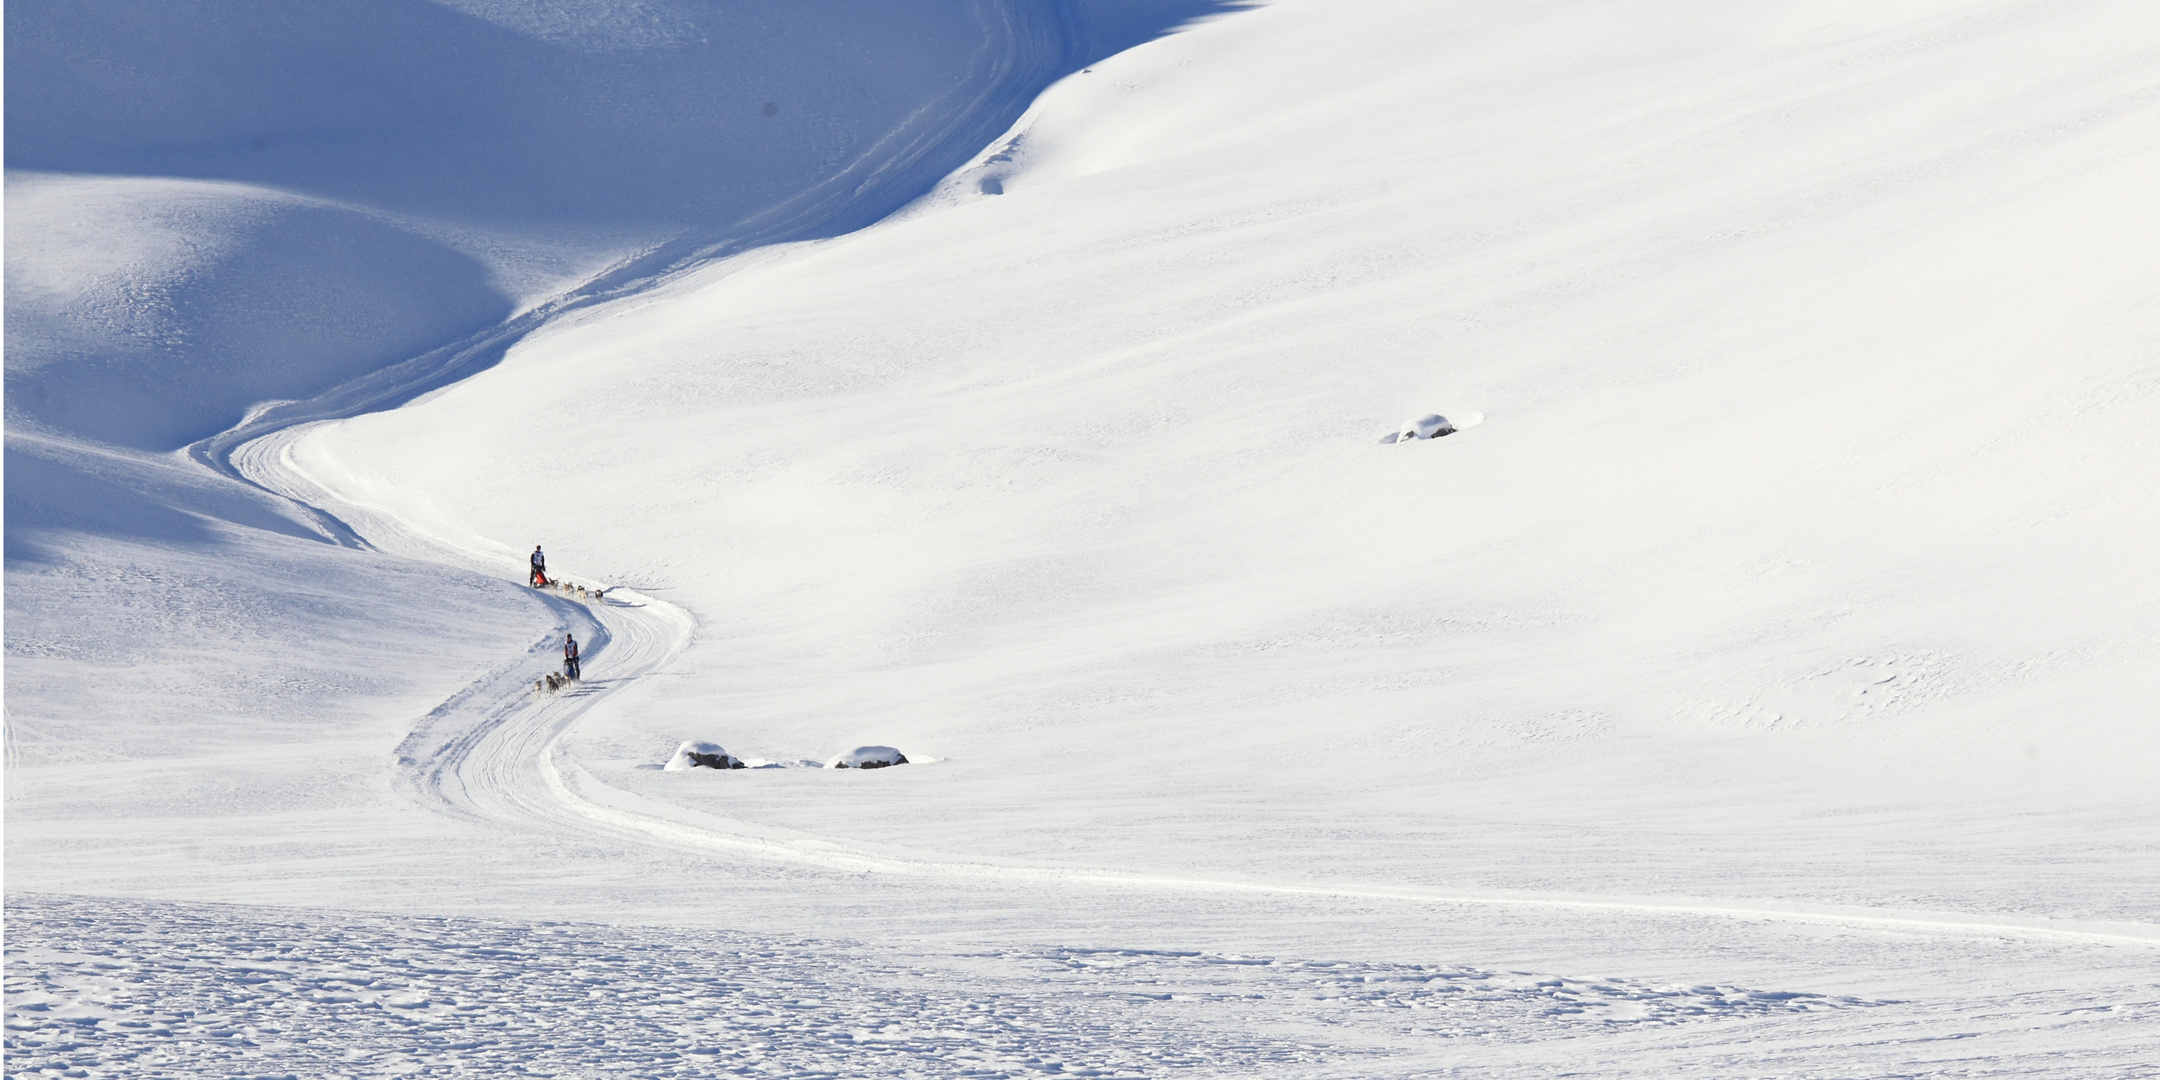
(532, 570), (549, 587)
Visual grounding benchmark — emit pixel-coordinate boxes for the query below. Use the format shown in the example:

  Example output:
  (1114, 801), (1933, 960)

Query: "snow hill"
(8, 2), (2160, 1076)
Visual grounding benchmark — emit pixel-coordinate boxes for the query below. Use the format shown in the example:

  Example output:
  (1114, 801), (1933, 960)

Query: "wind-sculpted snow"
(4, 0), (1240, 456)
(4, 175), (515, 452)
(15, 896), (2160, 1078)
(5, 0), (1237, 237)
(1, 895), (1928, 1080)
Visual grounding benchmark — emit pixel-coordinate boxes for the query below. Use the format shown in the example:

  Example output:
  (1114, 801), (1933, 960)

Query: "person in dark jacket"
(530, 545), (546, 586)
(564, 634), (581, 680)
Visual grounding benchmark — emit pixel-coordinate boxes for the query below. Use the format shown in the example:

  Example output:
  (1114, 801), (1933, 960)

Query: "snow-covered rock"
(826, 746), (908, 770)
(1396, 414), (1456, 441)
(664, 741), (744, 771)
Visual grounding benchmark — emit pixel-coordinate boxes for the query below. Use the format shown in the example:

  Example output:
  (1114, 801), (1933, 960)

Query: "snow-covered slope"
(4, 0), (1238, 906)
(6, 0), (1235, 453)
(9, 1), (2160, 1075)
(5, 174), (519, 451)
(296, 0), (2160, 901)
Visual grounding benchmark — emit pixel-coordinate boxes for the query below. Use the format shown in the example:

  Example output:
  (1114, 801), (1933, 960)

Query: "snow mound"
(5, 174), (515, 452)
(1395, 414), (1456, 442)
(664, 741), (744, 772)
(827, 746), (909, 770)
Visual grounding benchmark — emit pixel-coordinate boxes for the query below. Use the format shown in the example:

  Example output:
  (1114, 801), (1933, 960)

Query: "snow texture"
(14, 895), (2160, 1078)
(8, 1), (2160, 1076)
(6, 0), (1244, 453)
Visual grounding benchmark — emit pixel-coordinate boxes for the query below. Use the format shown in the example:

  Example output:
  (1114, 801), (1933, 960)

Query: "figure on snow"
(564, 634), (581, 681)
(530, 544), (546, 587)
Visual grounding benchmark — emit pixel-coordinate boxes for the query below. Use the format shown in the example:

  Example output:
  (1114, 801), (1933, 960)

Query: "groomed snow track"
(217, 424), (2160, 953)
(179, 0), (2159, 957)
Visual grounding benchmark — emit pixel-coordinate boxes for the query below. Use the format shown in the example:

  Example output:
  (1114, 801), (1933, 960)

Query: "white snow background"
(7, 1), (2160, 1077)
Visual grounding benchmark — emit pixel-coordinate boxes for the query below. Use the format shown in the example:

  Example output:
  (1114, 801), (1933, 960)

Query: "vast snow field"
(8, 1), (2160, 1076)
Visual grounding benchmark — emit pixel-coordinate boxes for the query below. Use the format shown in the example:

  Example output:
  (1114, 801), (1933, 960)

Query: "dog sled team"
(529, 545), (606, 603)
(530, 544), (596, 696)
(536, 633), (581, 695)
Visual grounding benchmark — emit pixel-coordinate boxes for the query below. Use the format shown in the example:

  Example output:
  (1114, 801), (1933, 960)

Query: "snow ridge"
(181, 0), (1093, 504)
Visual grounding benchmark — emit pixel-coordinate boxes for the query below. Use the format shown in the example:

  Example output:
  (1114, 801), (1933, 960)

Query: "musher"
(530, 544), (547, 587)
(564, 634), (581, 681)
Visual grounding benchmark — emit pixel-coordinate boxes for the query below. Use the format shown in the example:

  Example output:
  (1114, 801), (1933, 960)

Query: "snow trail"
(175, 0), (1132, 504)
(184, 0), (2159, 958)
(237, 425), (2160, 953)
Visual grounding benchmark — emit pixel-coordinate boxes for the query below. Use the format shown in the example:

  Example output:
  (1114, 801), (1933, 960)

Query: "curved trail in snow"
(233, 426), (2160, 951)
(186, 0), (1089, 516)
(191, 0), (2157, 952)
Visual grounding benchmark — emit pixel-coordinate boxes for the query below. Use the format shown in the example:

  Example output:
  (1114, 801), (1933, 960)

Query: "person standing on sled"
(530, 545), (547, 587)
(564, 634), (581, 681)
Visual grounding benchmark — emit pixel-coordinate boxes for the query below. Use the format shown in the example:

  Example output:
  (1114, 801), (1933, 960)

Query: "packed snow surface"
(8, 0), (2160, 1076)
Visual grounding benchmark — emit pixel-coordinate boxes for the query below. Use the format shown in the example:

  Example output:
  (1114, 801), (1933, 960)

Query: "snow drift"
(5, 0), (1243, 457)
(5, 175), (513, 452)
